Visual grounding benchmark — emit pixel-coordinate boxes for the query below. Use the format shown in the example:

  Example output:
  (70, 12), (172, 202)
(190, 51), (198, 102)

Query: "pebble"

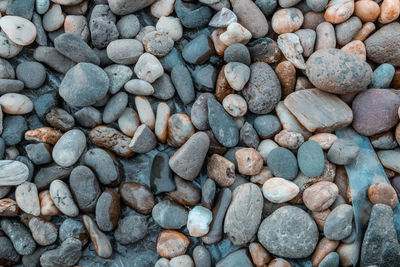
(36, 0), (50, 15)
(315, 21), (336, 50)
(124, 79), (153, 96)
(152, 200), (187, 229)
(169, 255), (194, 267)
(224, 183), (263, 245)
(107, 39), (143, 65)
(102, 92), (128, 123)
(223, 44), (250, 66)
(59, 218), (87, 244)
(0, 198), (20, 216)
(372, 63), (395, 88)
(156, 16), (182, 42)
(40, 238), (82, 267)
(134, 96), (155, 130)
(309, 133), (337, 151)
(297, 140), (325, 177)
(224, 62), (250, 91)
(52, 129), (86, 167)
(33, 46), (75, 74)
(368, 182), (398, 209)
(267, 147), (298, 180)
(83, 215), (112, 258)
(152, 74), (175, 100)
(15, 181), (40, 216)
(28, 217), (58, 246)
(0, 31), (23, 59)
(216, 249), (253, 267)
(0, 236), (20, 265)
(353, 89), (400, 136)
(215, 65), (234, 101)
(222, 94), (247, 118)
(211, 28), (228, 56)
(25, 142), (52, 165)
(74, 106), (102, 128)
(240, 122), (259, 148)
(167, 113), (194, 147)
(157, 230), (189, 258)
(0, 160), (29, 186)
(278, 33), (306, 69)
(171, 64), (195, 105)
(54, 33), (99, 65)
(155, 103), (170, 143)
(182, 34), (214, 65)
(379, 0), (400, 24)
(202, 178), (216, 209)
(187, 205), (212, 237)
(191, 93), (212, 130)
(262, 177), (300, 203)
(120, 182), (155, 214)
(249, 242), (271, 267)
(275, 60), (296, 97)
(209, 7), (237, 27)
(0, 79), (24, 95)
(134, 52), (164, 83)
(69, 166), (101, 213)
(202, 188), (232, 244)
(327, 138), (359, 165)
(324, 204), (353, 240)
(220, 22), (252, 46)
(1, 115), (27, 145)
(324, 0), (354, 24)
(274, 129), (304, 150)
(193, 246), (211, 267)
(59, 62), (108, 107)
(108, 0), (156, 15)
(284, 89), (353, 132)
(272, 8), (303, 35)
(354, 0), (379, 22)
(150, 152), (175, 194)
(39, 190), (59, 216)
(34, 163), (72, 190)
(155, 258), (170, 267)
(116, 15), (140, 39)
(231, 0), (268, 38)
(235, 148), (263, 176)
(96, 189), (120, 232)
(129, 124), (157, 153)
(1, 219), (36, 255)
(335, 16), (361, 47)
(311, 237), (339, 266)
(303, 181), (339, 211)
(104, 64), (132, 94)
(208, 97), (239, 148)
(319, 252), (340, 267)
(243, 62), (281, 114)
(169, 176), (201, 205)
(90, 17), (119, 49)
(49, 179), (79, 217)
(114, 215), (148, 245)
(258, 206), (318, 258)
(174, 0), (212, 29)
(0, 59), (14, 79)
(89, 126), (134, 157)
(64, 15), (90, 42)
(151, 0), (175, 18)
(142, 31), (173, 57)
(0, 15), (37, 46)
(16, 61), (46, 89)
(207, 154), (236, 187)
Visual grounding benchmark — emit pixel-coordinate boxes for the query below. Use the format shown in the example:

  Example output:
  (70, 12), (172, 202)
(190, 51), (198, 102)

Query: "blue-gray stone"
(152, 200), (187, 229)
(16, 61), (46, 89)
(208, 98), (239, 148)
(182, 34), (215, 65)
(54, 33), (100, 65)
(0, 137), (5, 159)
(318, 252), (339, 267)
(224, 147), (244, 171)
(240, 122), (260, 149)
(102, 91), (128, 124)
(372, 63), (395, 88)
(150, 152), (176, 195)
(193, 64), (217, 92)
(1, 219), (36, 256)
(34, 93), (57, 118)
(160, 48), (185, 72)
(307, 0), (328, 12)
(175, 0), (213, 29)
(254, 115), (281, 138)
(267, 147), (298, 180)
(255, 0), (277, 17)
(152, 74), (175, 100)
(6, 0), (34, 19)
(16, 156), (34, 182)
(297, 140), (324, 177)
(327, 138), (360, 165)
(1, 116), (27, 146)
(25, 143), (52, 165)
(171, 64), (195, 104)
(59, 219), (87, 243)
(224, 43), (251, 66)
(216, 249), (253, 267)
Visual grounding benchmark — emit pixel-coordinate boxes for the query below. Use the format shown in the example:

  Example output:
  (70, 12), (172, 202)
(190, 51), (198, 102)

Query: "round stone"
(302, 181), (339, 212)
(49, 179), (79, 217)
(114, 215), (148, 245)
(262, 177), (299, 203)
(368, 182), (398, 209)
(267, 147), (298, 180)
(224, 62), (250, 91)
(134, 52), (164, 83)
(187, 205), (213, 237)
(16, 61), (46, 89)
(223, 43), (251, 65)
(117, 14), (140, 39)
(107, 39), (144, 65)
(297, 140), (325, 177)
(327, 139), (360, 165)
(324, 204), (353, 240)
(0, 15), (37, 45)
(271, 8), (303, 34)
(222, 94), (247, 118)
(142, 31), (174, 57)
(52, 129), (86, 167)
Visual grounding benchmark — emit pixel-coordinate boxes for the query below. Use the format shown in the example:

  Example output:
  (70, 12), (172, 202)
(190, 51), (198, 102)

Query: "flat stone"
(284, 89), (353, 132)
(34, 46), (75, 74)
(152, 200), (188, 229)
(0, 15), (37, 46)
(254, 115), (281, 138)
(49, 179), (79, 217)
(28, 217), (58, 246)
(59, 219), (87, 244)
(117, 14), (140, 38)
(0, 160), (29, 186)
(297, 140), (325, 177)
(16, 61), (46, 89)
(15, 182), (40, 216)
(267, 147), (298, 180)
(239, 122), (259, 148)
(216, 249), (253, 267)
(324, 204), (353, 240)
(258, 206), (319, 258)
(54, 33), (99, 65)
(152, 74), (175, 100)
(25, 143), (52, 165)
(171, 64), (195, 105)
(114, 215), (148, 245)
(103, 91), (128, 123)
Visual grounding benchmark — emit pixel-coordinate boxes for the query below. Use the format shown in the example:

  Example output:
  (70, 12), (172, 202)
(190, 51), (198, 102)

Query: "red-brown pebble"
(249, 242), (271, 266)
(235, 148), (264, 176)
(169, 176), (201, 205)
(25, 127), (63, 144)
(367, 182), (398, 209)
(120, 182), (155, 214)
(157, 230), (190, 259)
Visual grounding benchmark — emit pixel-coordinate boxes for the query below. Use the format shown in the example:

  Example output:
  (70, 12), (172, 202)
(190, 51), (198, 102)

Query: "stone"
(222, 94), (247, 118)
(209, 7), (237, 27)
(262, 177), (299, 203)
(24, 143), (52, 165)
(104, 65), (132, 94)
(54, 33), (99, 65)
(372, 63), (395, 89)
(59, 219), (87, 244)
(182, 34), (215, 65)
(202, 178), (216, 209)
(0, 79), (24, 95)
(15, 182), (40, 216)
(171, 64), (195, 105)
(277, 33), (306, 69)
(315, 21), (336, 51)
(174, 0), (212, 29)
(249, 242), (271, 267)
(220, 22), (252, 46)
(142, 31), (174, 57)
(327, 139), (359, 165)
(0, 59), (14, 79)
(34, 163), (72, 190)
(152, 200), (187, 229)
(274, 129), (304, 150)
(1, 115), (27, 145)
(39, 190), (59, 216)
(243, 62), (281, 114)
(6, 0), (34, 19)
(379, 0), (400, 24)
(64, 15), (89, 42)
(49, 179), (79, 217)
(319, 252), (340, 267)
(74, 106), (102, 128)
(102, 92), (128, 123)
(193, 246), (211, 267)
(306, 49), (372, 94)
(207, 154), (236, 187)
(0, 198), (20, 216)
(335, 16), (362, 46)
(46, 107), (75, 131)
(83, 215), (112, 258)
(33, 46), (75, 74)
(0, 31), (23, 59)
(96, 189), (120, 232)
(16, 61), (46, 89)
(59, 63), (109, 107)
(40, 238), (82, 267)
(0, 160), (29, 186)
(114, 215), (148, 245)
(28, 217), (58, 246)
(231, 0), (268, 38)
(157, 230), (189, 259)
(297, 140), (325, 177)
(124, 79), (154, 96)
(169, 176), (201, 205)
(223, 43), (250, 66)
(309, 133), (337, 150)
(155, 103), (170, 143)
(135, 96), (155, 130)
(169, 132), (209, 180)
(303, 181), (339, 211)
(368, 182), (398, 209)
(360, 204), (400, 266)
(0, 93), (33, 115)
(0, 15), (36, 46)
(89, 126), (134, 157)
(224, 62), (250, 91)
(0, 236), (20, 265)
(352, 89), (400, 136)
(267, 147), (298, 180)
(324, 204), (353, 240)
(272, 8), (303, 34)
(128, 125), (156, 153)
(150, 152), (176, 194)
(224, 183), (263, 245)
(284, 89), (353, 132)
(52, 129), (86, 167)
(152, 74), (175, 100)
(120, 182), (155, 215)
(151, 0), (175, 17)
(365, 22), (400, 67)
(25, 127), (61, 145)
(1, 219), (36, 255)
(134, 52), (164, 83)
(324, 0), (354, 24)
(191, 93), (214, 130)
(211, 28), (228, 56)
(257, 206), (319, 258)
(187, 205), (213, 237)
(208, 97), (239, 148)
(235, 148), (263, 176)
(116, 14), (140, 39)
(106, 39), (144, 65)
(90, 17), (119, 49)
(239, 122), (259, 148)
(108, 0), (156, 15)
(311, 237), (339, 266)
(167, 114), (194, 147)
(216, 249), (253, 267)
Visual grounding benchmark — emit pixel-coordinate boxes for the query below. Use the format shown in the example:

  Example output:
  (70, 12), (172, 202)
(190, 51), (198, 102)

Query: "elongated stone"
(0, 160), (29, 186)
(83, 215), (112, 258)
(15, 182), (40, 216)
(49, 180), (79, 217)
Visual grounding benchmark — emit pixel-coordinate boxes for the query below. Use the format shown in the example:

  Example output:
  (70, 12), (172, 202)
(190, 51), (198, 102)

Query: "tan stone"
(155, 102), (170, 143)
(367, 182), (398, 209)
(311, 237), (340, 266)
(341, 40), (366, 61)
(39, 190), (60, 216)
(379, 0), (400, 24)
(249, 242), (271, 266)
(303, 181), (339, 211)
(25, 127), (63, 144)
(207, 154), (236, 187)
(324, 0), (355, 24)
(157, 230), (190, 259)
(309, 133), (337, 150)
(235, 148), (264, 176)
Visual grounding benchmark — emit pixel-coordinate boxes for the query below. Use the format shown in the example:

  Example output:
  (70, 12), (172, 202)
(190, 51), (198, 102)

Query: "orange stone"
(324, 0), (355, 24)
(207, 154), (236, 187)
(215, 65), (234, 102)
(249, 242), (271, 266)
(275, 61), (296, 98)
(268, 258), (293, 267)
(311, 237), (340, 266)
(39, 190), (60, 216)
(379, 0), (400, 24)
(119, 182), (155, 214)
(353, 22), (376, 41)
(25, 127), (63, 144)
(235, 148), (264, 176)
(211, 28), (228, 56)
(341, 40), (366, 61)
(354, 0), (380, 22)
(157, 230), (190, 258)
(367, 182), (398, 209)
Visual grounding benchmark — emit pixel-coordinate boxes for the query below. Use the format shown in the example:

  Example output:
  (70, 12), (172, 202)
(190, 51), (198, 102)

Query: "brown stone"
(354, 0), (380, 22)
(353, 22), (376, 41)
(335, 166), (349, 202)
(0, 198), (20, 216)
(211, 28), (228, 56)
(215, 65), (234, 102)
(312, 209), (331, 231)
(120, 182), (155, 214)
(167, 113), (195, 148)
(303, 181), (339, 211)
(45, 107), (75, 131)
(268, 258), (293, 267)
(205, 130), (228, 155)
(230, 0), (268, 38)
(379, 0), (400, 24)
(235, 148), (264, 176)
(324, 0), (354, 24)
(83, 214), (112, 259)
(249, 242), (271, 266)
(272, 8), (303, 34)
(391, 69), (400, 89)
(39, 190), (59, 216)
(169, 176), (201, 205)
(207, 154), (236, 187)
(303, 11), (325, 30)
(63, 0), (89, 15)
(95, 189), (120, 232)
(157, 230), (190, 259)
(89, 126), (134, 157)
(311, 237), (340, 266)
(275, 61), (296, 98)
(28, 217), (58, 246)
(367, 182), (398, 209)
(24, 127), (63, 144)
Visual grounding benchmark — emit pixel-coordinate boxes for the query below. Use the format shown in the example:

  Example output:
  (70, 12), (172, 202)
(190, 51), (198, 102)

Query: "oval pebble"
(52, 129), (86, 167)
(49, 179), (79, 217)
(0, 15), (37, 46)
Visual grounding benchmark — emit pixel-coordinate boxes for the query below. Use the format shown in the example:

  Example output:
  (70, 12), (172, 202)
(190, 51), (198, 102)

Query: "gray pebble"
(34, 163), (73, 190)
(240, 122), (260, 148)
(90, 17), (119, 49)
(0, 236), (20, 265)
(193, 64), (217, 92)
(335, 16), (362, 46)
(191, 93), (214, 130)
(59, 219), (87, 243)
(267, 147), (298, 180)
(255, 0), (277, 17)
(52, 129), (86, 167)
(324, 204), (353, 240)
(297, 140), (325, 177)
(224, 43), (251, 65)
(33, 12), (47, 46)
(0, 58), (14, 79)
(1, 115), (27, 146)
(254, 115), (281, 138)
(40, 238), (82, 267)
(0, 79), (24, 95)
(93, 48), (113, 66)
(106, 39), (144, 65)
(22, 245), (56, 267)
(25, 143), (52, 165)
(175, 0), (213, 29)
(103, 91), (128, 124)
(193, 246), (211, 267)
(202, 178), (216, 209)
(34, 93), (57, 118)
(114, 215), (148, 245)
(54, 33), (100, 65)
(6, 0), (34, 19)
(182, 34), (215, 65)
(152, 73), (175, 100)
(74, 107), (102, 128)
(216, 249), (253, 267)
(306, 0), (328, 12)
(129, 124), (157, 153)
(1, 219), (36, 255)
(159, 47), (185, 72)
(150, 152), (176, 194)
(117, 14), (141, 38)
(83, 148), (121, 185)
(35, 0), (49, 15)
(171, 64), (195, 105)
(104, 64), (133, 94)
(327, 139), (360, 165)
(16, 61), (46, 89)
(372, 63), (395, 89)
(152, 200), (188, 229)
(33, 46), (75, 74)
(143, 31), (174, 57)
(95, 189), (120, 232)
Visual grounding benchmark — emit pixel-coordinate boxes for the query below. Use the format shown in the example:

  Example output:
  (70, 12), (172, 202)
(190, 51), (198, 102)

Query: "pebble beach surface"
(0, 0), (399, 266)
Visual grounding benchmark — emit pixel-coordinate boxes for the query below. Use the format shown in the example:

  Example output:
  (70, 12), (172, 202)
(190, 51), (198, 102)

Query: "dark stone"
(46, 107), (75, 131)
(25, 143), (52, 165)
(34, 163), (73, 190)
(191, 93), (215, 130)
(6, 0), (34, 19)
(83, 148), (121, 186)
(1, 219), (36, 256)
(240, 122), (260, 149)
(202, 178), (216, 209)
(0, 236), (20, 265)
(114, 215), (148, 245)
(16, 61), (46, 89)
(54, 33), (100, 65)
(216, 249), (253, 267)
(40, 238), (82, 267)
(16, 156), (34, 182)
(193, 64), (218, 92)
(254, 115), (281, 138)
(224, 147), (244, 171)
(267, 147), (298, 180)
(59, 219), (88, 245)
(152, 74), (175, 100)
(90, 17), (119, 49)
(33, 46), (76, 74)
(175, 0), (213, 29)
(1, 115), (27, 145)
(248, 38), (281, 64)
(151, 200), (188, 229)
(224, 43), (251, 65)
(74, 107), (102, 128)
(171, 64), (195, 105)
(159, 48), (185, 72)
(255, 0), (277, 16)
(182, 34), (215, 65)
(150, 152), (176, 195)
(95, 189), (120, 232)
(297, 140), (325, 177)
(34, 93), (58, 118)
(22, 245), (57, 267)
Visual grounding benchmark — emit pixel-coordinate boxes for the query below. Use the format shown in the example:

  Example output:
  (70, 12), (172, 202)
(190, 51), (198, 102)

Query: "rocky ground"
(0, 0), (400, 266)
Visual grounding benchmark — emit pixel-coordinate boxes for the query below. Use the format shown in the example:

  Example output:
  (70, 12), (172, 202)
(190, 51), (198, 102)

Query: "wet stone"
(120, 182), (155, 215)
(169, 176), (201, 206)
